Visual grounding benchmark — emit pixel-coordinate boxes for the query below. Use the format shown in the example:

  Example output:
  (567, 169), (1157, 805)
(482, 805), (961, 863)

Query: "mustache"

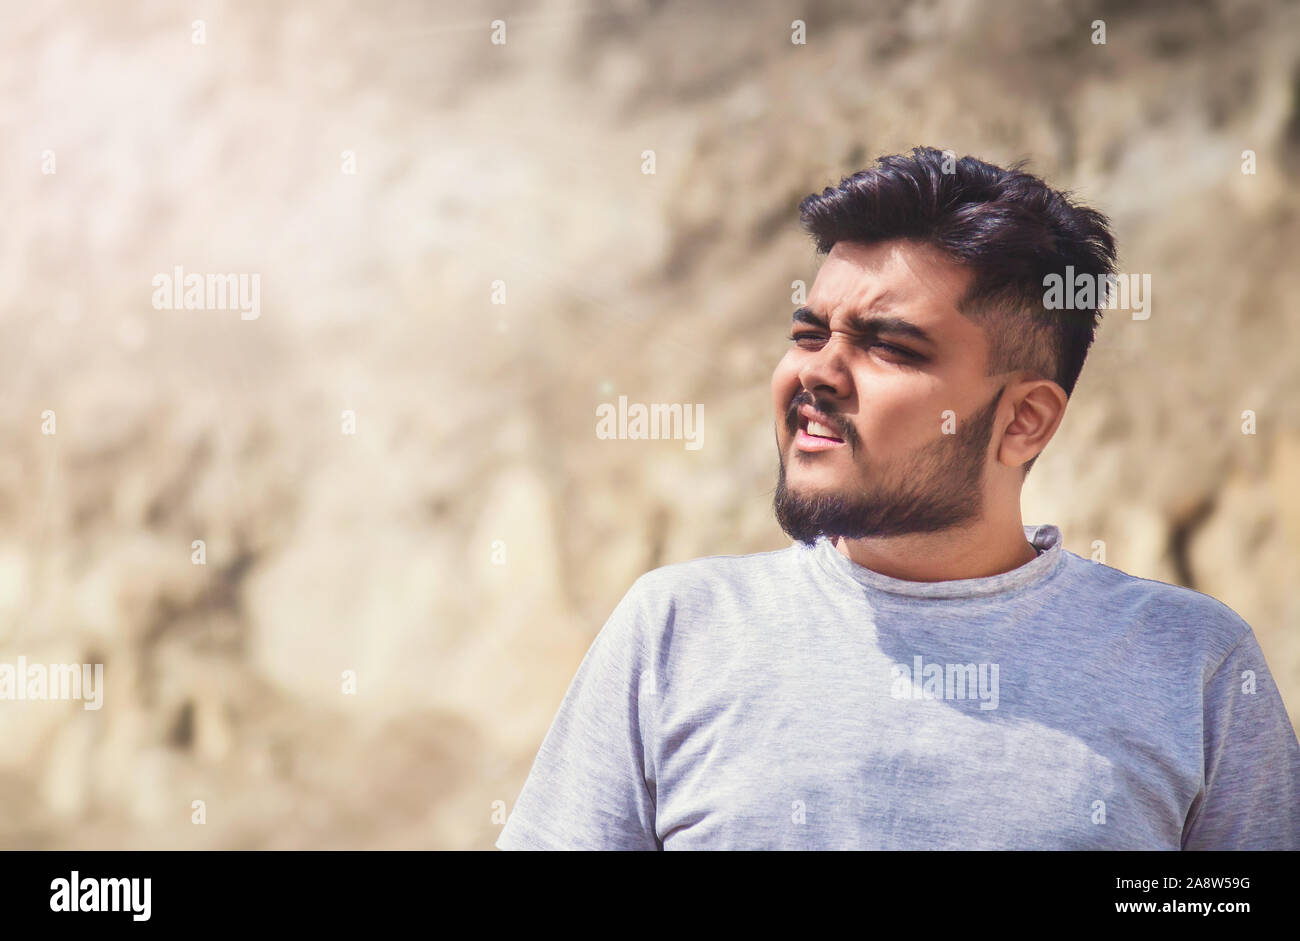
(787, 392), (856, 446)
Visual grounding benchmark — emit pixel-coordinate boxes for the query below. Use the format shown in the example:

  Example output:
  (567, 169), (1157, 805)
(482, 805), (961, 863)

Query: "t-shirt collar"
(806, 524), (1065, 600)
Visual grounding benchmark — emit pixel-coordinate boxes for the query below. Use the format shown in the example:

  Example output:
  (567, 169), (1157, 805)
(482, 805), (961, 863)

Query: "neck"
(832, 510), (1038, 582)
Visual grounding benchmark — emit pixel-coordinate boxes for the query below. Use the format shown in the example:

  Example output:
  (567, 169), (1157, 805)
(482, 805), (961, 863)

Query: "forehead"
(806, 240), (982, 345)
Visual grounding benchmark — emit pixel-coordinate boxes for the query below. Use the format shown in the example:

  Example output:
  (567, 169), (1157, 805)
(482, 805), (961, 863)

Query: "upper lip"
(797, 404), (844, 440)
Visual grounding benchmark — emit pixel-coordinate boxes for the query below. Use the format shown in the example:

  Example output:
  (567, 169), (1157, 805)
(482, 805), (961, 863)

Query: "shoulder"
(621, 542), (804, 619)
(1057, 550), (1251, 666)
(634, 542), (801, 591)
(588, 543), (800, 671)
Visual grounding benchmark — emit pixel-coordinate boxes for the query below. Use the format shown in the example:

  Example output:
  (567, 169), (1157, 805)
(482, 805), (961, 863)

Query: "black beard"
(772, 386), (1004, 545)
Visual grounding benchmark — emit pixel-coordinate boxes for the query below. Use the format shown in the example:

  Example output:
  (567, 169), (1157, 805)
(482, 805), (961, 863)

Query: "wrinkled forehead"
(807, 240), (986, 347)
(809, 240), (969, 314)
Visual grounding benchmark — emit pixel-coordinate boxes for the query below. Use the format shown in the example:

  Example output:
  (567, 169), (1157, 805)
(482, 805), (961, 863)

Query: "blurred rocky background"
(0, 0), (1296, 848)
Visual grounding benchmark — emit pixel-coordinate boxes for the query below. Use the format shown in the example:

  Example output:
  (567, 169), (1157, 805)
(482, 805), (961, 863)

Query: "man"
(496, 146), (1300, 850)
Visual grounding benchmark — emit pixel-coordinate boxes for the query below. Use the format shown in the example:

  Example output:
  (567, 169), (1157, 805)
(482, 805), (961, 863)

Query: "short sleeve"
(1182, 629), (1300, 850)
(496, 578), (660, 850)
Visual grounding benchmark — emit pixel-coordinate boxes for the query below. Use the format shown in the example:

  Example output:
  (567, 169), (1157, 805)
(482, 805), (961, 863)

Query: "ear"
(998, 379), (1068, 469)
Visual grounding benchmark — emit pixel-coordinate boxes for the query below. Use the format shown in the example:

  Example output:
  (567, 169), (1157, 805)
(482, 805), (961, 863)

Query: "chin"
(786, 477), (851, 503)
(788, 460), (849, 481)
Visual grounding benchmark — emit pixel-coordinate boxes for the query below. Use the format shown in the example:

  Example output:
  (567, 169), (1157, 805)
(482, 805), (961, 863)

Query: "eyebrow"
(791, 306), (936, 346)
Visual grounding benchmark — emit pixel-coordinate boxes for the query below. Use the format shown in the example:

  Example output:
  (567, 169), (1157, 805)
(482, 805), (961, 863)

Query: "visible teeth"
(807, 420), (840, 439)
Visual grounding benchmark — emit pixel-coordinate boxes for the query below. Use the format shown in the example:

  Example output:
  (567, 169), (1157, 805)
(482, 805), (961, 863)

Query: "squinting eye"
(873, 342), (920, 359)
(789, 333), (920, 361)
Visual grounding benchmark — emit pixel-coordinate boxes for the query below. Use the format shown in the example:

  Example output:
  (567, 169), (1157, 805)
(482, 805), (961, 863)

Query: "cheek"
(770, 356), (946, 450)
(770, 356), (800, 411)
(853, 381), (943, 451)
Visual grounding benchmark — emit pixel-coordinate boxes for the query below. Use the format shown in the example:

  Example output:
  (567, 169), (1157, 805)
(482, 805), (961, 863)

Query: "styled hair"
(798, 147), (1118, 469)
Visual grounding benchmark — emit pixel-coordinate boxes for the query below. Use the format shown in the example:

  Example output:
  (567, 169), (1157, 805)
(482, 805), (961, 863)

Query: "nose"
(796, 334), (853, 399)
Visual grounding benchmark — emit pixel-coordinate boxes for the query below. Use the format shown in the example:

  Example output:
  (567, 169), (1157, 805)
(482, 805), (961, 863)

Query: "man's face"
(772, 238), (1006, 545)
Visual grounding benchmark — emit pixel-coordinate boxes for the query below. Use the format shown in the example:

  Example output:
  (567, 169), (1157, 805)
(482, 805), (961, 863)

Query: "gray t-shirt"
(496, 524), (1300, 850)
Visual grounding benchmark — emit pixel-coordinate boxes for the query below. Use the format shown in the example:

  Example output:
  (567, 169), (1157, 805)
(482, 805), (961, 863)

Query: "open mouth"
(803, 419), (842, 441)
(795, 405), (846, 450)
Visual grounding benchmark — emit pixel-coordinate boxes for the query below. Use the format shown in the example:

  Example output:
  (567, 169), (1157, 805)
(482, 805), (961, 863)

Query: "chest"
(648, 643), (1197, 850)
